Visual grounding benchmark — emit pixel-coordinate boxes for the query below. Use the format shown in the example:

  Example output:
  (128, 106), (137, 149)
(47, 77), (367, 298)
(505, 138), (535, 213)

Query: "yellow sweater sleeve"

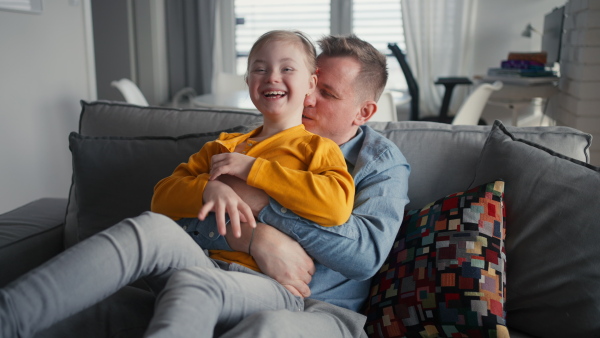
(247, 135), (354, 226)
(151, 141), (221, 219)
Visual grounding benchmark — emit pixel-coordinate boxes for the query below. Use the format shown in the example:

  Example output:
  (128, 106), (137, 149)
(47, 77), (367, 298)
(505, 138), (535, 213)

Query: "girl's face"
(246, 40), (317, 123)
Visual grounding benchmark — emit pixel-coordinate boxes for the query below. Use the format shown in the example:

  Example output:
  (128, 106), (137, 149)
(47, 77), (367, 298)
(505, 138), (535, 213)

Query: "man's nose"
(304, 91), (317, 108)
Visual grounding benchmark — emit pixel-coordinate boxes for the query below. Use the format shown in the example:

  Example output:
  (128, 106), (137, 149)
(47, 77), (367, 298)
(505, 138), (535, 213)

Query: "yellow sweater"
(151, 124), (354, 270)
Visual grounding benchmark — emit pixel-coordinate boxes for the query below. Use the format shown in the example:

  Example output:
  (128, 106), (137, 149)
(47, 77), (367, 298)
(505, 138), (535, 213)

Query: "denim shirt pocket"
(175, 216), (232, 250)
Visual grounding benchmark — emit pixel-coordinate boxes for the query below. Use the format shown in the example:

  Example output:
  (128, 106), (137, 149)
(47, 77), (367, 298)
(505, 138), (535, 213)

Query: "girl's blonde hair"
(246, 30), (317, 79)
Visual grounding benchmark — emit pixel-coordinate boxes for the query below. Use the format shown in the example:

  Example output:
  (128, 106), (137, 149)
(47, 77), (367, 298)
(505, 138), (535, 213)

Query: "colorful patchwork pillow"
(363, 181), (508, 338)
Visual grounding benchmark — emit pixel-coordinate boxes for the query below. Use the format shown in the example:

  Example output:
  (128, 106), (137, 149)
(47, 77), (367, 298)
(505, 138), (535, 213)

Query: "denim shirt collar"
(339, 127), (364, 170)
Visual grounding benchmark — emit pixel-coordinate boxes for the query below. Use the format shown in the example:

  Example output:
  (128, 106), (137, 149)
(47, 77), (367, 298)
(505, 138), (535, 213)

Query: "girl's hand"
(209, 153), (256, 181)
(198, 180), (256, 238)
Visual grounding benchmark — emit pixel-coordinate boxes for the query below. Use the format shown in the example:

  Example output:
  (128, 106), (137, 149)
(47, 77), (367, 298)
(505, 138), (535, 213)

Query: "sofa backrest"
(367, 121), (591, 209)
(79, 100), (264, 137)
(64, 101), (592, 246)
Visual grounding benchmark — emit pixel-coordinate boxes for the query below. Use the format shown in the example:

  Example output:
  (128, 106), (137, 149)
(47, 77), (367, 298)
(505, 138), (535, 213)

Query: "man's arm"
(224, 222), (315, 298)
(259, 142), (410, 281)
(193, 175), (316, 297)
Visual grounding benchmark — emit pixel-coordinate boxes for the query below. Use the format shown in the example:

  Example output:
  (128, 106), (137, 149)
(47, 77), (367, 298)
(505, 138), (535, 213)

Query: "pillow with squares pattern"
(363, 180), (508, 338)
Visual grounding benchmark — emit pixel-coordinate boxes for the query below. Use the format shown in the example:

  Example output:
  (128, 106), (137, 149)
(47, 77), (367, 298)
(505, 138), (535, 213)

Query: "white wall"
(0, 0), (95, 214)
(472, 0), (567, 76)
(466, 0), (567, 126)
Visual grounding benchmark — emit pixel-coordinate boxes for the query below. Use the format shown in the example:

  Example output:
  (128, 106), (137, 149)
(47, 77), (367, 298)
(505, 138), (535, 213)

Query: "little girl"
(151, 30), (354, 272)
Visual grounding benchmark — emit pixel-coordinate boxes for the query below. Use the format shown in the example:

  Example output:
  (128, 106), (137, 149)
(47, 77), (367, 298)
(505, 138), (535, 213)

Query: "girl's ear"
(307, 74), (317, 94)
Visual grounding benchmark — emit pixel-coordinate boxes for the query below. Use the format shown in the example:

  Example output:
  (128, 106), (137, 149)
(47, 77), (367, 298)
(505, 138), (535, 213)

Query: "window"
(353, 0), (405, 89)
(234, 0), (406, 90)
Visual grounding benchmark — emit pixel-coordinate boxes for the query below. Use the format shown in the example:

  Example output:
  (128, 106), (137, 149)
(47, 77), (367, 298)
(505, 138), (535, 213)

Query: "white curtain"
(212, 0), (237, 93)
(401, 0), (478, 117)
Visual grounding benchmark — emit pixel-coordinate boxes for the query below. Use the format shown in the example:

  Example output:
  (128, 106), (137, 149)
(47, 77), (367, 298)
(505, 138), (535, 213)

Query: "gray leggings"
(0, 212), (302, 338)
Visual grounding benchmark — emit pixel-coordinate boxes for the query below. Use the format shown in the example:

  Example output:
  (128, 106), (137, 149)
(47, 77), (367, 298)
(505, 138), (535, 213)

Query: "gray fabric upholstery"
(0, 198), (66, 287)
(470, 121), (600, 337)
(368, 121), (592, 209)
(65, 128), (246, 246)
(78, 100), (263, 137)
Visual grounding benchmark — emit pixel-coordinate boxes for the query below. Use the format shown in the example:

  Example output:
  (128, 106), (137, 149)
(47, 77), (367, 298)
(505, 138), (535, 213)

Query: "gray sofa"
(2, 100), (600, 337)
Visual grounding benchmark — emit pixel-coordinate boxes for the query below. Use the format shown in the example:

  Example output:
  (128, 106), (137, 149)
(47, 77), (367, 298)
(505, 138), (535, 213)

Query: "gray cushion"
(79, 100), (263, 137)
(470, 120), (600, 337)
(65, 100), (261, 247)
(66, 127), (246, 246)
(367, 121), (592, 210)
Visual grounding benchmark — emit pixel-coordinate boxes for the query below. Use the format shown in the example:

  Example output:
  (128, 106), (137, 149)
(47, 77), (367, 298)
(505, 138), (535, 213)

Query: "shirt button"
(209, 231), (215, 238)
(281, 207), (287, 213)
(182, 225), (188, 230)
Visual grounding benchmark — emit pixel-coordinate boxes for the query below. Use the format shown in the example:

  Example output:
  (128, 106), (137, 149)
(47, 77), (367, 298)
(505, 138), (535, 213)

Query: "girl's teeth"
(264, 91), (285, 96)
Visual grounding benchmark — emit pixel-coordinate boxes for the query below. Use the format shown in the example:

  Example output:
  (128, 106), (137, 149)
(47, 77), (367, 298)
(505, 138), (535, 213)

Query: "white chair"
(214, 72), (246, 94)
(451, 81), (503, 125)
(110, 78), (149, 106)
(370, 91), (397, 122)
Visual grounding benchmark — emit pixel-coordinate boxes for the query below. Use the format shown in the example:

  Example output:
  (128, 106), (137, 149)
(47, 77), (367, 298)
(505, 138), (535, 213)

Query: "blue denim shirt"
(186, 125), (410, 312)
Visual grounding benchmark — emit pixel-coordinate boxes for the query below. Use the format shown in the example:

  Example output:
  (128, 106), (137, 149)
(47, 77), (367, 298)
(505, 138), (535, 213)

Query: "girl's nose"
(266, 70), (281, 83)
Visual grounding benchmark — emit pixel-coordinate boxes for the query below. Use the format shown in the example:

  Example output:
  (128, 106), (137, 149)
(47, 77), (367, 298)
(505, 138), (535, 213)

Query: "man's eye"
(320, 89), (333, 98)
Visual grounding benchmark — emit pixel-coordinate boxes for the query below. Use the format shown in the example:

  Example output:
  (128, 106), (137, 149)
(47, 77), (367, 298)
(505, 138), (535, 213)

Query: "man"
(36, 34), (410, 337)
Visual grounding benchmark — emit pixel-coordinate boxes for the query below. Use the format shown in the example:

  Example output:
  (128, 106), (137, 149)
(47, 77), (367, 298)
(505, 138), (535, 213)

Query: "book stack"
(487, 52), (557, 78)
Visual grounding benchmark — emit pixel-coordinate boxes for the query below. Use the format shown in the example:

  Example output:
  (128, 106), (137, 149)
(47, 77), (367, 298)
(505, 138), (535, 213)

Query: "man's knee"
(249, 309), (294, 325)
(123, 211), (187, 243)
(162, 267), (220, 292)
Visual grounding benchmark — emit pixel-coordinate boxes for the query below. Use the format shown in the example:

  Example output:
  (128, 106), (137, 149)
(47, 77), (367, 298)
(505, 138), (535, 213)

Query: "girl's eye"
(283, 67), (294, 72)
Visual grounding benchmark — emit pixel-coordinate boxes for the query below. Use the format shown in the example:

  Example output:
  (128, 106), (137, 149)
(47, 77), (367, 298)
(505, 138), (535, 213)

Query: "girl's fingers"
(197, 201), (213, 220)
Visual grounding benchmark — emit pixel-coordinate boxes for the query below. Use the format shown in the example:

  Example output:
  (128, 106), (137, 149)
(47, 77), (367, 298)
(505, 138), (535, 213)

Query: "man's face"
(302, 55), (365, 145)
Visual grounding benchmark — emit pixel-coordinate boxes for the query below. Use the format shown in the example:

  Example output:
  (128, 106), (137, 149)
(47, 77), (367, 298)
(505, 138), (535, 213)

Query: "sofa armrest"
(0, 198), (67, 287)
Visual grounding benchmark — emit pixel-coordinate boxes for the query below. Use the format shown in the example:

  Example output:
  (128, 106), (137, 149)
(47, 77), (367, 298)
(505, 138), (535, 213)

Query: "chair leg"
(438, 83), (457, 119)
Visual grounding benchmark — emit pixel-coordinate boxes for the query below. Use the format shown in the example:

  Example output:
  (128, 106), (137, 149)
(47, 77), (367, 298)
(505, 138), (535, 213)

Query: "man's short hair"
(317, 34), (388, 102)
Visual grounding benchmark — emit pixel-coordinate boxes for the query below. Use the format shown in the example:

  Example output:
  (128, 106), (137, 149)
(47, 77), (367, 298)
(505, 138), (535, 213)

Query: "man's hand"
(250, 223), (315, 298)
(218, 175), (269, 217)
(198, 180), (256, 238)
(209, 153), (255, 181)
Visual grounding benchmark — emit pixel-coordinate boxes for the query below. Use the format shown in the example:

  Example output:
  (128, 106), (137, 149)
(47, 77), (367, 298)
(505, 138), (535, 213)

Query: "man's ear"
(354, 101), (377, 126)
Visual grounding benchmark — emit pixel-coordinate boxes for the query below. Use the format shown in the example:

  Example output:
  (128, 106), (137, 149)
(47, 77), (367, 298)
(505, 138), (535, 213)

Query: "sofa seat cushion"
(0, 198), (67, 286)
(363, 180), (508, 338)
(470, 120), (600, 337)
